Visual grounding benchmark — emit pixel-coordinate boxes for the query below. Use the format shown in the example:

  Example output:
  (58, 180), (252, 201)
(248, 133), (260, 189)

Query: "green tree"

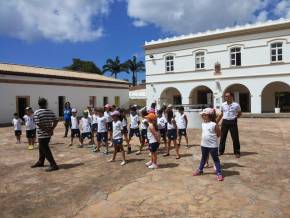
(125, 56), (145, 86)
(102, 56), (128, 79)
(64, 58), (102, 74)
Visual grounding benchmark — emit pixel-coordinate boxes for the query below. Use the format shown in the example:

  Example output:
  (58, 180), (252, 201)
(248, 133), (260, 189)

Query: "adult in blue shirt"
(63, 101), (72, 137)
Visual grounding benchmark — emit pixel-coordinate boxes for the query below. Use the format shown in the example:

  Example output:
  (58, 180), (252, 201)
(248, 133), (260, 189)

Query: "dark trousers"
(219, 119), (240, 154)
(38, 138), (57, 167)
(198, 147), (222, 175)
(64, 120), (71, 137)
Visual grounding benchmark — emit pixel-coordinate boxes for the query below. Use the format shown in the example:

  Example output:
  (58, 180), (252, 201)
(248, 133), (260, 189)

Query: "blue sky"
(0, 0), (289, 82)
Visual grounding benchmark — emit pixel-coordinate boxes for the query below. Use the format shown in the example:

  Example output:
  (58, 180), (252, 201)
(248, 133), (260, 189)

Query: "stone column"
(251, 94), (261, 113)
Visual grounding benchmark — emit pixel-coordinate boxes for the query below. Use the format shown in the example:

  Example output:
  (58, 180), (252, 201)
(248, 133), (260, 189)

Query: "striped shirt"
(34, 109), (58, 138)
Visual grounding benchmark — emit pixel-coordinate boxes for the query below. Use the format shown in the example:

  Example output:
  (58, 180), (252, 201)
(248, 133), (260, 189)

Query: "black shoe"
(31, 162), (44, 168)
(45, 165), (59, 172)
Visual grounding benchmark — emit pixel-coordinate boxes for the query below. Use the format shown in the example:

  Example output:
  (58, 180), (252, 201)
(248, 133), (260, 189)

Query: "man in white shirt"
(216, 92), (242, 158)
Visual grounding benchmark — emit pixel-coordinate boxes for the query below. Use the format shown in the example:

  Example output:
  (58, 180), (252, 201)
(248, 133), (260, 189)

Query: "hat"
(25, 107), (32, 110)
(167, 104), (173, 108)
(104, 104), (111, 108)
(145, 113), (157, 121)
(200, 108), (214, 115)
(83, 110), (89, 116)
(72, 108), (77, 113)
(111, 111), (120, 116)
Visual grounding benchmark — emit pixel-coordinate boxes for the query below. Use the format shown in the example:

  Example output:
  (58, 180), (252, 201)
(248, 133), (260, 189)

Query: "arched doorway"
(189, 86), (213, 106)
(159, 87), (182, 106)
(262, 81), (290, 113)
(224, 84), (251, 112)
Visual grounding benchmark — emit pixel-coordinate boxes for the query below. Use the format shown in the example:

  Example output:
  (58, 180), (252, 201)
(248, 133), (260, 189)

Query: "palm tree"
(126, 56), (145, 86)
(102, 56), (128, 79)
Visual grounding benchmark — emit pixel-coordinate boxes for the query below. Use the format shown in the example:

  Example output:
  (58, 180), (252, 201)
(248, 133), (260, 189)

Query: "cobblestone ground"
(0, 118), (289, 218)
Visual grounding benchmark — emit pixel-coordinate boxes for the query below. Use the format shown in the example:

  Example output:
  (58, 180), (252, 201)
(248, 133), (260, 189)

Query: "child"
(69, 108), (81, 147)
(94, 108), (109, 154)
(120, 109), (130, 148)
(164, 110), (180, 159)
(79, 110), (92, 147)
(145, 113), (160, 169)
(157, 110), (167, 147)
(136, 109), (148, 155)
(12, 113), (22, 144)
(193, 108), (224, 181)
(23, 107), (36, 150)
(177, 106), (189, 148)
(104, 104), (113, 142)
(108, 111), (126, 166)
(91, 108), (99, 144)
(128, 106), (142, 154)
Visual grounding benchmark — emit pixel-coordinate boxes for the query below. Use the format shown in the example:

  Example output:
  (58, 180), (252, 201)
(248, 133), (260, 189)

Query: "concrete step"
(241, 113), (290, 118)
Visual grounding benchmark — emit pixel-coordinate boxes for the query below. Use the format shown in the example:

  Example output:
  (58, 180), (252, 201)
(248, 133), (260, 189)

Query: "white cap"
(72, 108), (77, 113)
(200, 108), (214, 115)
(168, 104), (173, 108)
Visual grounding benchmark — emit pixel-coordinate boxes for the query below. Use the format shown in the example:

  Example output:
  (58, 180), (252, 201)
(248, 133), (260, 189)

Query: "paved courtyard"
(0, 118), (289, 218)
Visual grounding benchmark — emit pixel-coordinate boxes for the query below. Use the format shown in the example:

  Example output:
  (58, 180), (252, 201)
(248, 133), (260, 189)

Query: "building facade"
(145, 19), (290, 114)
(129, 84), (146, 107)
(0, 63), (128, 124)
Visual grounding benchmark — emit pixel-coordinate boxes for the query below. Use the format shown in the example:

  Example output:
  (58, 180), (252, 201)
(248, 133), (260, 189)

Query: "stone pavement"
(0, 118), (289, 218)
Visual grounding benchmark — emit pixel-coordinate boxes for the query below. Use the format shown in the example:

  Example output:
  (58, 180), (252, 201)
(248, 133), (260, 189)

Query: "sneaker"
(28, 145), (34, 150)
(108, 159), (115, 162)
(192, 169), (203, 176)
(217, 174), (224, 181)
(148, 163), (158, 169)
(103, 151), (109, 155)
(120, 161), (126, 166)
(145, 161), (152, 167)
(136, 150), (141, 155)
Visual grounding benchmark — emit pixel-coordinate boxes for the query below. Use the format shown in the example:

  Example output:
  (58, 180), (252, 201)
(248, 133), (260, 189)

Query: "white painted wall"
(129, 89), (146, 100)
(0, 78), (128, 123)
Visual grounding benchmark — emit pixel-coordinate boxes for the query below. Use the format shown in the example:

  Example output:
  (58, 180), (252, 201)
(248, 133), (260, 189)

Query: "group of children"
(12, 107), (36, 150)
(12, 103), (224, 181)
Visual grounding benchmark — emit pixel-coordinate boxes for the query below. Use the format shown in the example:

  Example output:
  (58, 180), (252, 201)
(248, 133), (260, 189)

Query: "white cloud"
(127, 0), (290, 34)
(133, 20), (147, 27)
(0, 0), (112, 42)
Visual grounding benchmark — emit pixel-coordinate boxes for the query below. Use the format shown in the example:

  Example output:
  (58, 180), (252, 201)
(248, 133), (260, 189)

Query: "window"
(165, 56), (174, 72)
(89, 96), (96, 108)
(230, 47), (241, 66)
(103, 96), (108, 106)
(271, 42), (283, 62)
(195, 52), (205, 69)
(114, 96), (120, 106)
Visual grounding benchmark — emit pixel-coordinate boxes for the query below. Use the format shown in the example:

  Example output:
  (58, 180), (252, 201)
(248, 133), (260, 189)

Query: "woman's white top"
(147, 125), (157, 143)
(176, 113), (186, 129)
(157, 117), (167, 130)
(167, 118), (176, 130)
(201, 121), (218, 148)
(81, 117), (91, 133)
(12, 118), (22, 131)
(113, 120), (123, 139)
(97, 116), (107, 133)
(92, 114), (99, 124)
(104, 111), (112, 122)
(23, 115), (36, 130)
(122, 117), (127, 127)
(71, 116), (79, 129)
(140, 118), (148, 130)
(130, 114), (139, 129)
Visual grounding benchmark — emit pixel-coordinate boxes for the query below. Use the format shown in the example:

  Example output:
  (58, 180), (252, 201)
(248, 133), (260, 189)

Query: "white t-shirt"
(167, 118), (176, 130)
(140, 118), (148, 130)
(12, 118), (22, 131)
(23, 115), (36, 130)
(221, 102), (241, 120)
(80, 117), (91, 133)
(97, 116), (107, 133)
(113, 120), (123, 139)
(147, 125), (157, 143)
(104, 111), (112, 123)
(130, 114), (139, 129)
(201, 122), (218, 148)
(176, 113), (187, 129)
(157, 116), (167, 130)
(92, 114), (99, 124)
(71, 116), (79, 129)
(122, 117), (127, 127)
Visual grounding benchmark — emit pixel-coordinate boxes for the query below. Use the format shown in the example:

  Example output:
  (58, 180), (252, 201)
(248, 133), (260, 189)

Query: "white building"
(145, 19), (290, 114)
(129, 85), (146, 107)
(0, 63), (128, 124)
